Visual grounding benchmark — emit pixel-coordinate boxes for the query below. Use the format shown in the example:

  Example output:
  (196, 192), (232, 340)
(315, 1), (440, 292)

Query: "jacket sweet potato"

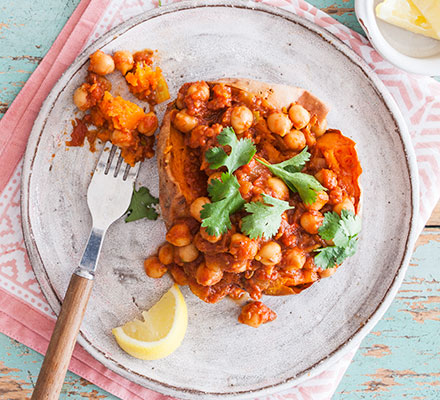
(157, 78), (360, 227)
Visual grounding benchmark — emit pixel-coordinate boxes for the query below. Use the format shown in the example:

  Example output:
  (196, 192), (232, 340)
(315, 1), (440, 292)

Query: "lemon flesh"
(412, 0), (440, 37)
(376, 0), (440, 40)
(112, 284), (188, 360)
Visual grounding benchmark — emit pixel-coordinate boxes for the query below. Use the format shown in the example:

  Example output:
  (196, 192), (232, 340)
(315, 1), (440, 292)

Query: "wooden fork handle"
(31, 274), (94, 400)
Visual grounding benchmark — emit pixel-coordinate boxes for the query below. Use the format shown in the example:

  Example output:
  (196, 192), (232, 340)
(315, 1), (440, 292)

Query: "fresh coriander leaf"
(205, 127), (256, 173)
(272, 146), (310, 173)
(340, 209), (362, 238)
(241, 194), (294, 239)
(318, 210), (361, 244)
(288, 173), (326, 205)
(318, 211), (341, 241)
(256, 150), (325, 205)
(338, 237), (358, 262)
(315, 210), (361, 269)
(206, 172), (240, 201)
(315, 246), (346, 269)
(200, 173), (245, 236)
(314, 246), (346, 270)
(125, 186), (159, 222)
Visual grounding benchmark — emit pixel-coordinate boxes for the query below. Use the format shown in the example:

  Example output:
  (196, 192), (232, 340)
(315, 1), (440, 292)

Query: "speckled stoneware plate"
(21, 1), (419, 399)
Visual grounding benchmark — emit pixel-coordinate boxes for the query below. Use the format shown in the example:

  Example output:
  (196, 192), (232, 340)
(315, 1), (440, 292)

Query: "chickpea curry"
(69, 52), (362, 328)
(146, 80), (362, 328)
(68, 49), (169, 165)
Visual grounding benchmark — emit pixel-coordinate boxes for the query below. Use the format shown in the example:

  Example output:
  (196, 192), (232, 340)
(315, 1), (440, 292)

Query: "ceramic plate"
(21, 1), (419, 399)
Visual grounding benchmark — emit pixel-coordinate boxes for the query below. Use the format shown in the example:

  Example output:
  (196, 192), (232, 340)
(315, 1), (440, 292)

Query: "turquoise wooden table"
(1, 1), (439, 399)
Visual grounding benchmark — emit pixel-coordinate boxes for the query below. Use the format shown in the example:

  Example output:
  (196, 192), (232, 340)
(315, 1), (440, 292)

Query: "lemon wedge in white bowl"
(112, 284), (188, 360)
(355, 0), (440, 75)
(376, 0), (440, 40)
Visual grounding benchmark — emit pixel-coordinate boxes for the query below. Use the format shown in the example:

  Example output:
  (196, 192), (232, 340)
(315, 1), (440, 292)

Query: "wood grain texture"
(427, 201), (440, 226)
(31, 274), (94, 400)
(0, 0), (439, 399)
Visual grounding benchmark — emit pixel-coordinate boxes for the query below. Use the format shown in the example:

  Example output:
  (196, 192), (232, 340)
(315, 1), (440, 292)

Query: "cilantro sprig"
(314, 209), (361, 269)
(200, 127), (254, 236)
(241, 194), (293, 239)
(256, 147), (326, 205)
(205, 127), (256, 173)
(200, 172), (245, 237)
(125, 186), (159, 222)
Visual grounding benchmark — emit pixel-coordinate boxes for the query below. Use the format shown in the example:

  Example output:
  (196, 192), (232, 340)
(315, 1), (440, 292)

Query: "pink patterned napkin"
(1, 1), (439, 399)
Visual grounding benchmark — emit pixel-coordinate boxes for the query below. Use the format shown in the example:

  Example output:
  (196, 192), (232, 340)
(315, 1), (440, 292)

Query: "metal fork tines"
(75, 143), (141, 280)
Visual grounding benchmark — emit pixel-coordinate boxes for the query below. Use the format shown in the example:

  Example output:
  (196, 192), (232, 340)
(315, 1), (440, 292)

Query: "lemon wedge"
(112, 284), (188, 360)
(412, 0), (440, 37)
(376, 0), (440, 40)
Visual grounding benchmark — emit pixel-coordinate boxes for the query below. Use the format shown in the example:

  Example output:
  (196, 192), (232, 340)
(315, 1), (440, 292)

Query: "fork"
(31, 143), (140, 400)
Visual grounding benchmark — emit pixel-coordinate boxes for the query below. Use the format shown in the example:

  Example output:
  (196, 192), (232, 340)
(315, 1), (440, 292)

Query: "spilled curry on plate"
(69, 51), (362, 328)
(68, 49), (169, 166)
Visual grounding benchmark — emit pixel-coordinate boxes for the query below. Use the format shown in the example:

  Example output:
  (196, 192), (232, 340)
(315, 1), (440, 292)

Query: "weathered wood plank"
(426, 201), (440, 227)
(0, 334), (118, 399)
(335, 229), (440, 399)
(0, 0), (76, 119)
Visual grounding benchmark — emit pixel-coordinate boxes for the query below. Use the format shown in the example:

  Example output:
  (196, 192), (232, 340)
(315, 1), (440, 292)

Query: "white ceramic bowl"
(355, 0), (440, 75)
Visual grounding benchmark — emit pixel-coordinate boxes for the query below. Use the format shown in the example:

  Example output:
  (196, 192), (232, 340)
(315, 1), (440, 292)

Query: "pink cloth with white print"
(1, 0), (439, 399)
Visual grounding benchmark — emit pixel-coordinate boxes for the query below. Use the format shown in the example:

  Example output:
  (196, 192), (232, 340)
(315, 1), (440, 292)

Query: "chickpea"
(190, 197), (211, 222)
(256, 241), (282, 266)
(288, 104), (310, 130)
(88, 50), (115, 75)
(319, 267), (337, 278)
(204, 255), (223, 271)
(284, 129), (306, 151)
(329, 187), (343, 205)
(178, 243), (199, 263)
(172, 109), (198, 133)
(267, 112), (292, 137)
(166, 223), (193, 247)
(176, 96), (185, 110)
(144, 256), (167, 278)
(187, 81), (210, 101)
(111, 129), (133, 147)
(196, 262), (223, 286)
(300, 210), (324, 234)
(169, 265), (189, 286)
(230, 105), (253, 134)
(305, 190), (329, 211)
(200, 227), (222, 243)
(227, 260), (248, 273)
(267, 177), (289, 200)
(113, 50), (134, 75)
(333, 198), (355, 215)
(158, 243), (174, 265)
(283, 248), (306, 270)
(315, 169), (338, 190)
(303, 270), (319, 284)
(137, 112), (158, 136)
(311, 118), (327, 137)
(207, 171), (223, 185)
(73, 86), (89, 111)
(229, 233), (258, 260)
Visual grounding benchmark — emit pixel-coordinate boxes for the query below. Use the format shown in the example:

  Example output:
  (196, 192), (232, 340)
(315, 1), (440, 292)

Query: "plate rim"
(21, 1), (420, 398)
